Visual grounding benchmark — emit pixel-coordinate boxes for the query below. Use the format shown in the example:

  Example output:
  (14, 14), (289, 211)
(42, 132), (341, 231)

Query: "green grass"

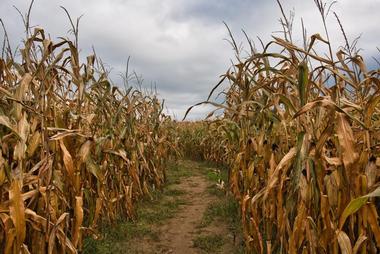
(166, 161), (194, 184)
(206, 170), (220, 182)
(196, 160), (229, 185)
(83, 219), (156, 253)
(193, 234), (224, 252)
(138, 198), (188, 224)
(198, 196), (240, 229)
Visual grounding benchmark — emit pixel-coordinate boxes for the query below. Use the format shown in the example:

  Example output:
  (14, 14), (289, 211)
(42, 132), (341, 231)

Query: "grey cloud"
(1, 0), (379, 120)
(169, 0), (258, 23)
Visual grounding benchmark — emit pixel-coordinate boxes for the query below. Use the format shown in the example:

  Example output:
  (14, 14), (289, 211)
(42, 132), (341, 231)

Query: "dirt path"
(84, 160), (243, 254)
(157, 174), (214, 253)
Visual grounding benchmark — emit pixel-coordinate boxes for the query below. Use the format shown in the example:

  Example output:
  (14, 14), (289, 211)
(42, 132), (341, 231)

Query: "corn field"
(181, 3), (380, 254)
(1, 0), (380, 253)
(0, 26), (177, 253)
(177, 120), (238, 164)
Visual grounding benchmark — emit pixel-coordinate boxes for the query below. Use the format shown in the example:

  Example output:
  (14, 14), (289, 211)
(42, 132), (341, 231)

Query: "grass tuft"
(193, 234), (224, 252)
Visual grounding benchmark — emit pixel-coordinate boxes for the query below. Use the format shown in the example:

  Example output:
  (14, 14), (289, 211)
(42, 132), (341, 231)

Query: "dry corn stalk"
(0, 26), (177, 253)
(182, 4), (380, 253)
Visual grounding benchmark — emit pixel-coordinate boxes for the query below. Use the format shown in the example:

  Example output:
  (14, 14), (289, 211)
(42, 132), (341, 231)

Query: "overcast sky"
(0, 0), (379, 119)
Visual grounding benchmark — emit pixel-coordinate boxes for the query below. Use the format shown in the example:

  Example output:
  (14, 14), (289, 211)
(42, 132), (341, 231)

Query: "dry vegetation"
(181, 1), (380, 253)
(0, 12), (177, 253)
(178, 121), (238, 164)
(1, 0), (380, 253)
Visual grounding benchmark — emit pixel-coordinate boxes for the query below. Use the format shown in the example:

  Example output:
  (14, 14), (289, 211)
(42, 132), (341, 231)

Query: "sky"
(0, 0), (379, 120)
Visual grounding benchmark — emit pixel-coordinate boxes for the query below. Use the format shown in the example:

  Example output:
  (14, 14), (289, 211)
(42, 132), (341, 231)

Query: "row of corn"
(0, 27), (177, 253)
(180, 17), (380, 254)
